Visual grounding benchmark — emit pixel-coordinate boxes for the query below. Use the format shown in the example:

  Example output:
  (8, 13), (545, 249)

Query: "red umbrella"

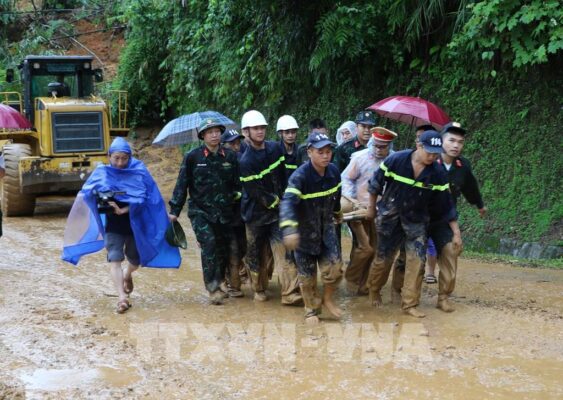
(0, 104), (32, 129)
(367, 96), (450, 129)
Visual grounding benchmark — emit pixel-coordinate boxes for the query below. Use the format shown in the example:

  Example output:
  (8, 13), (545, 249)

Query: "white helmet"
(241, 110), (268, 129)
(276, 115), (299, 131)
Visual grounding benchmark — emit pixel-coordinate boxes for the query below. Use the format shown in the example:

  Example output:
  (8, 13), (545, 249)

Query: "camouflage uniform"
(332, 137), (366, 173)
(170, 145), (240, 293)
(295, 143), (310, 166)
(280, 161), (343, 317)
(240, 140), (302, 304)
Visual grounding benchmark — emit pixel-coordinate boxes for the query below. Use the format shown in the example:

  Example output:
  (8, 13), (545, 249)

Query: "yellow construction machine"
(0, 55), (128, 216)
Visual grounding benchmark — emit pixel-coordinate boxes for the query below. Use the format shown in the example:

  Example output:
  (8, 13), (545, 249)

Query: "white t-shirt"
(0, 154), (5, 169)
(444, 162), (452, 171)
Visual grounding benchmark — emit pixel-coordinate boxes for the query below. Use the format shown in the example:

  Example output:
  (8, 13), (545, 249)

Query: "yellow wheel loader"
(0, 55), (128, 216)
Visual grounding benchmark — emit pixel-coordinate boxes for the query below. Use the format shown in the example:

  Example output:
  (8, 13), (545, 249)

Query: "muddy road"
(1, 146), (562, 399)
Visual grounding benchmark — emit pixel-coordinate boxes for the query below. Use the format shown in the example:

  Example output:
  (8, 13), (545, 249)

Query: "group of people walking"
(65, 108), (485, 323)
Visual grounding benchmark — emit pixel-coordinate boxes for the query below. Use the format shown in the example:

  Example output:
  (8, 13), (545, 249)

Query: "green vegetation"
(1, 0), (561, 253)
(463, 250), (563, 270)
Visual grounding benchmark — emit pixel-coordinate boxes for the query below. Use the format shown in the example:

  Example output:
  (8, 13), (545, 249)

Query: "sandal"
(124, 275), (134, 294)
(424, 274), (437, 284)
(116, 299), (131, 314)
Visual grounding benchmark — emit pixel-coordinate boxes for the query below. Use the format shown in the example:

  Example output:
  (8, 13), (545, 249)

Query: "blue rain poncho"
(61, 138), (181, 268)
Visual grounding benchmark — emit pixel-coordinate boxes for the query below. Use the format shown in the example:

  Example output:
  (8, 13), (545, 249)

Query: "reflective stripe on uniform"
(380, 162), (449, 191)
(234, 191), (242, 200)
(285, 164), (297, 170)
(284, 182), (342, 200)
(268, 196), (280, 209)
(240, 155), (285, 182)
(280, 219), (298, 228)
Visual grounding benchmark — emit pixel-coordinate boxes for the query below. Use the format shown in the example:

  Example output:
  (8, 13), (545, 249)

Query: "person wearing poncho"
(62, 137), (181, 313)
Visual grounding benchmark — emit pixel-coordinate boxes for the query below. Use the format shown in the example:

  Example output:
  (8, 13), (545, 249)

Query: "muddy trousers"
(345, 219), (376, 292)
(190, 215), (231, 293)
(428, 221), (458, 301)
(367, 215), (427, 310)
(295, 249), (343, 317)
(245, 222), (302, 304)
(227, 224), (247, 291)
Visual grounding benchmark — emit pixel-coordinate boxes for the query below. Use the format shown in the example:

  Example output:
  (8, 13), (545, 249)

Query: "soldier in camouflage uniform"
(281, 132), (343, 324)
(332, 110), (377, 172)
(169, 118), (241, 305)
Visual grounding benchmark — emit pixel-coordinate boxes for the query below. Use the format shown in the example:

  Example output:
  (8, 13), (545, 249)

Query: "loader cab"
(20, 55), (102, 124)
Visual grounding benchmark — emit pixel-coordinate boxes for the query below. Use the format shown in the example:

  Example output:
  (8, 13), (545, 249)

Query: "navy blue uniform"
(367, 149), (456, 310)
(239, 141), (287, 226)
(280, 140), (298, 178)
(239, 140), (301, 303)
(280, 161), (343, 316)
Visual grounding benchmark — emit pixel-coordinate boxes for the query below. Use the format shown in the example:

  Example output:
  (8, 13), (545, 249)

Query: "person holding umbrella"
(169, 118), (241, 305)
(365, 130), (461, 318)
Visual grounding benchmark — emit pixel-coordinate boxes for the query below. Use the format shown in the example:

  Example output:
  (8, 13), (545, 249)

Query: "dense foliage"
(1, 0), (561, 249)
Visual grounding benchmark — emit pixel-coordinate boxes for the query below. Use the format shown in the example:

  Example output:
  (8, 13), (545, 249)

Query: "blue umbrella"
(152, 111), (238, 146)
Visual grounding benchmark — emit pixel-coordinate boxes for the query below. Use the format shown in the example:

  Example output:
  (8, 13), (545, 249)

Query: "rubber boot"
(249, 270), (268, 301)
(298, 276), (321, 320)
(322, 285), (342, 318)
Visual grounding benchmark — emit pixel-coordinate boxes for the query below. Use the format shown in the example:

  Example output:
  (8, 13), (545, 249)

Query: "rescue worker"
(296, 118), (328, 165)
(221, 128), (247, 296)
(239, 110), (302, 304)
(391, 124), (438, 296)
(332, 110), (377, 172)
(427, 121), (486, 312)
(341, 127), (397, 295)
(365, 130), (461, 318)
(280, 131), (343, 324)
(169, 118), (240, 305)
(276, 115), (299, 177)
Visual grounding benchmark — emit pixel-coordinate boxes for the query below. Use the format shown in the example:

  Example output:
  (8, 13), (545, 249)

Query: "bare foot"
(305, 315), (320, 326)
(404, 307), (426, 318)
(370, 291), (383, 307)
(323, 287), (342, 318)
(437, 298), (455, 312)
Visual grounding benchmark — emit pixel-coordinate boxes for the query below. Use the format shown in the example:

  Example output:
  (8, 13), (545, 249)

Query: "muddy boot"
(322, 285), (342, 318)
(209, 291), (224, 305)
(218, 282), (229, 299)
(369, 290), (383, 307)
(228, 288), (244, 298)
(391, 288), (401, 304)
(404, 307), (425, 318)
(437, 297), (455, 312)
(253, 291), (268, 301)
(299, 276), (322, 319)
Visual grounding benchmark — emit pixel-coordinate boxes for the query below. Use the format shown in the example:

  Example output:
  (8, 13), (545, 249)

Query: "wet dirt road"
(1, 146), (562, 399)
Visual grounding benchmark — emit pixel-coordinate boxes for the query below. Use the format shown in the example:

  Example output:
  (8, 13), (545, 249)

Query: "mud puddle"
(0, 145), (562, 399)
